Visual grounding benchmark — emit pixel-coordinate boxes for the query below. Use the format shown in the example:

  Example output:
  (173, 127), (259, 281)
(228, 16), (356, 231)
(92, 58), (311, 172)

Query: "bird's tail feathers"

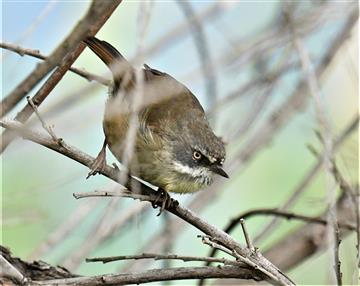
(84, 37), (133, 88)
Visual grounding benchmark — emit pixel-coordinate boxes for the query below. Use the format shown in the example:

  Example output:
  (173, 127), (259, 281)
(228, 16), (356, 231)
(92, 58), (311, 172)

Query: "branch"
(0, 118), (295, 286)
(230, 209), (355, 231)
(0, 246), (255, 286)
(0, 0), (123, 152)
(253, 115), (359, 243)
(0, 246), (77, 282)
(86, 253), (240, 266)
(176, 0), (217, 108)
(1, 1), (121, 116)
(206, 208), (356, 267)
(32, 266), (256, 286)
(0, 42), (110, 86)
(264, 191), (357, 271)
(26, 96), (60, 143)
(236, 7), (358, 166)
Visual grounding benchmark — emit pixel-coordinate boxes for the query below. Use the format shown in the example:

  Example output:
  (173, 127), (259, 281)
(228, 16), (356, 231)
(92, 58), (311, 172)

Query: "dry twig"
(86, 253), (239, 266)
(0, 42), (110, 86)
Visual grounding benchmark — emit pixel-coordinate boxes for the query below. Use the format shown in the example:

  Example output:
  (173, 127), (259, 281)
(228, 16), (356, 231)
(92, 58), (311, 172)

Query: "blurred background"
(1, 1), (358, 285)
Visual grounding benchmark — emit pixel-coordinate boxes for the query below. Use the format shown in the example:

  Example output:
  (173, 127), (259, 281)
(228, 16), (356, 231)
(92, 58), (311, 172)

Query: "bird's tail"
(84, 37), (133, 90)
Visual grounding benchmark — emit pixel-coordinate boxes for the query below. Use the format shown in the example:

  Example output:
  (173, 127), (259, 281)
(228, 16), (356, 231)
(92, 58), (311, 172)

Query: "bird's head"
(165, 118), (228, 188)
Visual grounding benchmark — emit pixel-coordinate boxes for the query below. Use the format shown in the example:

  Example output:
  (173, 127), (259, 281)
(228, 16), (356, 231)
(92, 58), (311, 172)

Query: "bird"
(84, 36), (228, 212)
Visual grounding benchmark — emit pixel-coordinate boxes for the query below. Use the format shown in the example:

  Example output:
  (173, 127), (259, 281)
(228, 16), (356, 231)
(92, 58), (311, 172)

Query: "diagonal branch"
(0, 0), (123, 153)
(0, 42), (110, 86)
(0, 118), (295, 286)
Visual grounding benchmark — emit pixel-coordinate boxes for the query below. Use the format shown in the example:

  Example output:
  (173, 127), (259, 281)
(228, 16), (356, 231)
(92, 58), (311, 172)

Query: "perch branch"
(0, 118), (295, 286)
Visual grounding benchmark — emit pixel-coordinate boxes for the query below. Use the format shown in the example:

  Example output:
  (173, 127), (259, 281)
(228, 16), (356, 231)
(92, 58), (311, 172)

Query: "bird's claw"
(151, 188), (175, 216)
(87, 148), (106, 179)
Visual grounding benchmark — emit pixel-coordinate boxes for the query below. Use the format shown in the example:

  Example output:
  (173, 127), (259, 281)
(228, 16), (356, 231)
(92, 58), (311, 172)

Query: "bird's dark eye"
(192, 151), (202, 160)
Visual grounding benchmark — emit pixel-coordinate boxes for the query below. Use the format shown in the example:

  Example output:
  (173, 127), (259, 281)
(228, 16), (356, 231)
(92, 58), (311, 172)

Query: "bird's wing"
(140, 65), (206, 139)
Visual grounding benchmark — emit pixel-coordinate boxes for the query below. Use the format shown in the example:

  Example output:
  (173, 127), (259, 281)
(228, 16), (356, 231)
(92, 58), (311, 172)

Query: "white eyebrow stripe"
(173, 161), (211, 178)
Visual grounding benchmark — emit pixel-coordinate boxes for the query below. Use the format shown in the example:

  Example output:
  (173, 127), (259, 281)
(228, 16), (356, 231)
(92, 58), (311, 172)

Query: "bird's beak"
(211, 165), (229, 178)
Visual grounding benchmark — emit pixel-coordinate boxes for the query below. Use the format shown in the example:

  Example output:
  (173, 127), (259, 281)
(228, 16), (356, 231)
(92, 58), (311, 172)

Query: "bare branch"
(239, 219), (254, 251)
(206, 207), (356, 267)
(86, 253), (239, 266)
(26, 96), (61, 143)
(176, 0), (217, 108)
(333, 222), (343, 286)
(0, 118), (294, 286)
(1, 0), (124, 152)
(0, 255), (26, 285)
(31, 265), (258, 286)
(253, 115), (359, 243)
(122, 9), (357, 269)
(263, 191), (356, 271)
(200, 235), (237, 259)
(0, 42), (110, 86)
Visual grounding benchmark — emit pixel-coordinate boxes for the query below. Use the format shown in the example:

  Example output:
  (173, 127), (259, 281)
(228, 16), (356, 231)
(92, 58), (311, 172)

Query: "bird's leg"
(87, 139), (107, 178)
(152, 188), (174, 216)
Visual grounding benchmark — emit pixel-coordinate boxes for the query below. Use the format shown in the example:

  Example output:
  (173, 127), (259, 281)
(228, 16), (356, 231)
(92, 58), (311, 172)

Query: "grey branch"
(0, 0), (123, 153)
(26, 96), (61, 143)
(86, 253), (240, 266)
(31, 266), (257, 286)
(0, 41), (110, 86)
(0, 118), (294, 286)
(264, 191), (357, 272)
(0, 1), (121, 117)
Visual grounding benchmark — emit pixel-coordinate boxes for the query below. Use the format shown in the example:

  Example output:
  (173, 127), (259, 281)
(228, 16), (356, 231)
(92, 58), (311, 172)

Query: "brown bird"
(84, 37), (228, 211)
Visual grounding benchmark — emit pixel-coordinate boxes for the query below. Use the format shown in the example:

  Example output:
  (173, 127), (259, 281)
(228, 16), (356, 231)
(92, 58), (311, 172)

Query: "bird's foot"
(87, 141), (107, 179)
(152, 188), (175, 216)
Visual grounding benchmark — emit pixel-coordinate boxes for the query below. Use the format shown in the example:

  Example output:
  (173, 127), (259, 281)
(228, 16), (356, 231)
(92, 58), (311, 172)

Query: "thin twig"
(330, 158), (356, 195)
(176, 0), (217, 108)
(86, 253), (240, 266)
(333, 221), (343, 286)
(26, 96), (61, 143)
(263, 192), (356, 272)
(207, 207), (356, 267)
(235, 209), (355, 231)
(287, 4), (345, 283)
(239, 219), (254, 251)
(73, 190), (152, 202)
(253, 116), (359, 244)
(1, 42), (110, 86)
